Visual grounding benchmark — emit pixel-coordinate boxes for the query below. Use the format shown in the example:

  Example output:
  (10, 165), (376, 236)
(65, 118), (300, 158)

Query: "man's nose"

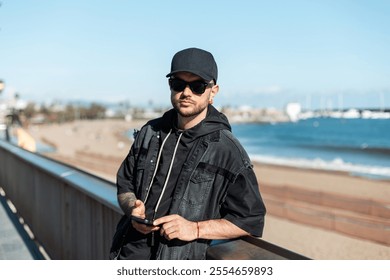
(182, 85), (193, 95)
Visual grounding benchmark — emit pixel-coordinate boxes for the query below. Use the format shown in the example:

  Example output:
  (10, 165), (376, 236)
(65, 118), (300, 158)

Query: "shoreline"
(27, 119), (390, 259)
(251, 155), (390, 182)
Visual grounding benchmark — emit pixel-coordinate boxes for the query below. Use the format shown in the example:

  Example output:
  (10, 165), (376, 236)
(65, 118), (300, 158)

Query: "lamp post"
(0, 79), (8, 141)
(0, 79), (11, 141)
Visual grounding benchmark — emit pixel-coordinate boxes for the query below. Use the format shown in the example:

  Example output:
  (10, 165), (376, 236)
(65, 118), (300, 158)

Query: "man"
(109, 47), (266, 260)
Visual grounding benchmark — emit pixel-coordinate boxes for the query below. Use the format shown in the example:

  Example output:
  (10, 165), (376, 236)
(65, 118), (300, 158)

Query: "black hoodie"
(144, 105), (232, 220)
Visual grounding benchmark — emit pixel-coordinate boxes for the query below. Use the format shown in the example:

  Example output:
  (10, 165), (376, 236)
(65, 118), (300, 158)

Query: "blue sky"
(1, 0), (389, 110)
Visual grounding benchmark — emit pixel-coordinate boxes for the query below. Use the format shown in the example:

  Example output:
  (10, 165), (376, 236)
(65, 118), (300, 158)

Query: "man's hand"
(131, 199), (145, 217)
(153, 214), (197, 241)
(131, 200), (159, 234)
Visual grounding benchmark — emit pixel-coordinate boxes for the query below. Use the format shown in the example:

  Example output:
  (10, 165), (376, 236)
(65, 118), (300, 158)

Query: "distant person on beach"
(109, 47), (266, 260)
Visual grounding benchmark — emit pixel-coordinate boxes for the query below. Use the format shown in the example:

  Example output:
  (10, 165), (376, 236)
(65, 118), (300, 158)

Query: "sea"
(231, 117), (390, 180)
(3, 117), (389, 181)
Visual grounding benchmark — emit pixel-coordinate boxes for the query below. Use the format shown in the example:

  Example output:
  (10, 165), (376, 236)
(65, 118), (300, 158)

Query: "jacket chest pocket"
(178, 169), (215, 219)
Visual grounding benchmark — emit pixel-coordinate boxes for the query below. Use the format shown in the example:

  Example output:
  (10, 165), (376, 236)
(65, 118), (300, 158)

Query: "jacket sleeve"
(116, 128), (143, 195)
(220, 167), (266, 237)
(116, 145), (137, 195)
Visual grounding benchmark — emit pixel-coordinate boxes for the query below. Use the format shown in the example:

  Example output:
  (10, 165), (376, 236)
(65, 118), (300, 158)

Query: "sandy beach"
(28, 119), (390, 260)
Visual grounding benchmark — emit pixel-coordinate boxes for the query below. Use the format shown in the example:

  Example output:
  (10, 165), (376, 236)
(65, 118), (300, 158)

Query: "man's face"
(170, 72), (217, 118)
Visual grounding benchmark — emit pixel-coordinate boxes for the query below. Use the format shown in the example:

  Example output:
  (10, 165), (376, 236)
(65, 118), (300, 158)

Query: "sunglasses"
(169, 78), (211, 95)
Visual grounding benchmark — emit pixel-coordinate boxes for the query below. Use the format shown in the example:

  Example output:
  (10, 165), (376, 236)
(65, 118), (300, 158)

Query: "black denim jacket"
(115, 106), (266, 259)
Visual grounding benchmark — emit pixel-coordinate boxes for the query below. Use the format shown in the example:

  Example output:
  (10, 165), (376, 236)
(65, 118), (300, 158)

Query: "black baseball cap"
(166, 47), (218, 82)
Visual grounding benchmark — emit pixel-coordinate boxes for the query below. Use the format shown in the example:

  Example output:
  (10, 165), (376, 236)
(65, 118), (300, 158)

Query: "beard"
(171, 97), (209, 118)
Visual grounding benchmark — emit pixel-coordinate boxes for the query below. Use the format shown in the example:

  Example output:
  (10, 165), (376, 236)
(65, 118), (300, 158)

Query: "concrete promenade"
(0, 188), (42, 260)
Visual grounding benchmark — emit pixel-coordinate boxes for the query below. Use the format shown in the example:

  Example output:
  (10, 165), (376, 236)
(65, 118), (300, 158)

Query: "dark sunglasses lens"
(170, 79), (186, 92)
(189, 81), (206, 94)
(170, 79), (208, 94)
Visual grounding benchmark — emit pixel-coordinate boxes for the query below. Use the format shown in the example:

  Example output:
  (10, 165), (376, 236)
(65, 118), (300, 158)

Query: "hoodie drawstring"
(143, 130), (183, 247)
(153, 132), (183, 220)
(143, 129), (172, 204)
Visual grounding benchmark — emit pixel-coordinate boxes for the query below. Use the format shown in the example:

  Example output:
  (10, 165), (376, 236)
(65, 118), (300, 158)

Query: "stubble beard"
(173, 103), (207, 118)
(171, 97), (209, 118)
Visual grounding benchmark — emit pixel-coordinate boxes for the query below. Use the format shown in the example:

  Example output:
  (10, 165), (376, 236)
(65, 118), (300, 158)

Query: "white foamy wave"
(250, 155), (390, 180)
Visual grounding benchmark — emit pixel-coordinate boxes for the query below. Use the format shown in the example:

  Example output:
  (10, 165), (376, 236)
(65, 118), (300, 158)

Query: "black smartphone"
(131, 215), (154, 226)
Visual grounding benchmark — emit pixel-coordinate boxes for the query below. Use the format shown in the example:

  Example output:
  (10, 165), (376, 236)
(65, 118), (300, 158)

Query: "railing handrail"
(0, 139), (121, 213)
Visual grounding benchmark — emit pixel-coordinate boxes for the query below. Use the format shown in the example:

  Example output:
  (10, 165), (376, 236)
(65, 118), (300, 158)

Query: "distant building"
(285, 102), (301, 122)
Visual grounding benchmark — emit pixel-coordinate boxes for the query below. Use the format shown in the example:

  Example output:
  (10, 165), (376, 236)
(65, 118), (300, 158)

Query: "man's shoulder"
(219, 129), (239, 144)
(218, 129), (251, 160)
(134, 109), (174, 141)
(144, 108), (175, 129)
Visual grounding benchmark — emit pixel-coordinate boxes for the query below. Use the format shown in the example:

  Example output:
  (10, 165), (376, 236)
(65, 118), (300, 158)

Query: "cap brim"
(166, 70), (212, 82)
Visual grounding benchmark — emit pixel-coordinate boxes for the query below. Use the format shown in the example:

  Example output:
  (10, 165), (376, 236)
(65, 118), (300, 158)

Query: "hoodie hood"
(159, 105), (231, 143)
(197, 104), (231, 134)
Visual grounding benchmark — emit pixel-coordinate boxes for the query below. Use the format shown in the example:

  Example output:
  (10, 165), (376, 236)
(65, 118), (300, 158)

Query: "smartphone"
(131, 215), (154, 226)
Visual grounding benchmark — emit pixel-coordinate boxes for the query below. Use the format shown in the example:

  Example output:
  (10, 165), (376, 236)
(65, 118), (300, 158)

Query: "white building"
(285, 102), (302, 122)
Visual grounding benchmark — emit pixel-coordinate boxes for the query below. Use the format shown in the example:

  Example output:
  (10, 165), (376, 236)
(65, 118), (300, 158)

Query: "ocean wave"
(301, 144), (390, 156)
(250, 154), (390, 180)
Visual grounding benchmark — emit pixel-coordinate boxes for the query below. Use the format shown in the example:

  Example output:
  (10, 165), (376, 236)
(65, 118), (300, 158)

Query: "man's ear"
(209, 84), (219, 103)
